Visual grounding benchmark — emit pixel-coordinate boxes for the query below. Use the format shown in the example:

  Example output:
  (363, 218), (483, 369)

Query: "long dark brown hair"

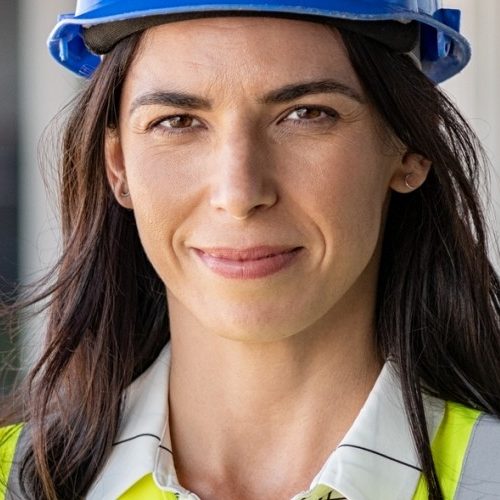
(1, 23), (499, 500)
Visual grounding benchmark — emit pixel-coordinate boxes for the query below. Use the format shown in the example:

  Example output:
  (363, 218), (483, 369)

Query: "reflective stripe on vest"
(454, 412), (500, 499)
(2, 402), (499, 499)
(413, 402), (481, 499)
(413, 401), (500, 499)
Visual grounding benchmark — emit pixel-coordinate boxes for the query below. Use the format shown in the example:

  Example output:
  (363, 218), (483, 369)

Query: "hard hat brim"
(48, 2), (471, 83)
(83, 11), (420, 55)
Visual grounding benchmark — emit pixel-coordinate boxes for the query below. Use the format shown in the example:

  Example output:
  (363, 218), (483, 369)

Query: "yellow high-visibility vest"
(1, 402), (498, 499)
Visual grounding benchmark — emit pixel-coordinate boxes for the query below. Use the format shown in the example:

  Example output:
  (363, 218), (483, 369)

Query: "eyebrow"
(129, 79), (364, 116)
(130, 92), (211, 116)
(260, 79), (364, 105)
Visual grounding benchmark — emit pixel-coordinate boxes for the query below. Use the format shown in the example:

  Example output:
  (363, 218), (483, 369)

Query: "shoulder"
(0, 424), (23, 454)
(0, 424), (24, 499)
(458, 410), (500, 487)
(0, 424), (23, 464)
(437, 402), (500, 498)
(415, 401), (500, 499)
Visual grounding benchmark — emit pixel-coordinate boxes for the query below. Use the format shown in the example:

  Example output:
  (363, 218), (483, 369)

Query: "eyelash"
(149, 115), (203, 136)
(283, 105), (339, 125)
(148, 105), (339, 136)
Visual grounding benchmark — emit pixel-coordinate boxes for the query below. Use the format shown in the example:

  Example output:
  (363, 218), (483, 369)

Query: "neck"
(167, 286), (382, 499)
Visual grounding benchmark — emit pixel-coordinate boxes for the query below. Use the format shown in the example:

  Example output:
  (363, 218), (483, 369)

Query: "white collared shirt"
(87, 344), (444, 500)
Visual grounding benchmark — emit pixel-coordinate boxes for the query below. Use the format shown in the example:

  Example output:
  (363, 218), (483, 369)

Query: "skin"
(106, 16), (431, 499)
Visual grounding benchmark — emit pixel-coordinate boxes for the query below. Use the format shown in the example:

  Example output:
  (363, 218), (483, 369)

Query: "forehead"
(124, 16), (361, 96)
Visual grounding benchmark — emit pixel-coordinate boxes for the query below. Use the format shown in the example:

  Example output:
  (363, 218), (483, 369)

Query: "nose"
(209, 127), (278, 220)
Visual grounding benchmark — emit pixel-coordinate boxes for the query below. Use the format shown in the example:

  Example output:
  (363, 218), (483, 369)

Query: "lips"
(197, 246), (299, 261)
(193, 245), (303, 279)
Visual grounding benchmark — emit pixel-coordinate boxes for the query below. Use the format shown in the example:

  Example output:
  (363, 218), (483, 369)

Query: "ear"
(389, 152), (432, 194)
(105, 128), (133, 209)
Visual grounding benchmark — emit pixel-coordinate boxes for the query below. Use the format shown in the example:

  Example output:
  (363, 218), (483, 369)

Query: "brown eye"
(285, 106), (338, 123)
(294, 108), (323, 119)
(160, 115), (198, 129)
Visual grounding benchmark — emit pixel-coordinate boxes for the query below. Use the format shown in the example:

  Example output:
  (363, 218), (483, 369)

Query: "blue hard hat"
(48, 0), (470, 83)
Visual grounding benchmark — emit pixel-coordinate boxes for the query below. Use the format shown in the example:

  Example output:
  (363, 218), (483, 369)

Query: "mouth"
(192, 246), (304, 279)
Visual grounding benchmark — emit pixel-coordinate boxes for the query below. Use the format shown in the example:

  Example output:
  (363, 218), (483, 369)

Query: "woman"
(1, 1), (500, 499)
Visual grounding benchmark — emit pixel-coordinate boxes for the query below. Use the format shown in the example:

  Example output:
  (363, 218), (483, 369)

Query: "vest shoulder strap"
(414, 401), (500, 499)
(0, 425), (23, 500)
(454, 411), (500, 499)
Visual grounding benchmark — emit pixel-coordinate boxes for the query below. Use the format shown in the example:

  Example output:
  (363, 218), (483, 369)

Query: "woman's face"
(107, 17), (420, 342)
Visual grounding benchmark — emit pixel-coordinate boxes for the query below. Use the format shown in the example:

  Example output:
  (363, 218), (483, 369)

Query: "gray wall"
(18, 0), (78, 362)
(0, 2), (18, 290)
(19, 0), (78, 283)
(0, 1), (19, 391)
(442, 0), (500, 269)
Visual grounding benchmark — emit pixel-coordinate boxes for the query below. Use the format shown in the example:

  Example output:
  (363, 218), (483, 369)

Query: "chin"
(201, 308), (313, 344)
(213, 328), (294, 344)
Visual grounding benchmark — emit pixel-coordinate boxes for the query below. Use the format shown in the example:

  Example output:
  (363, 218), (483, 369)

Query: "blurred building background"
(443, 0), (500, 260)
(1, 1), (77, 390)
(0, 1), (499, 390)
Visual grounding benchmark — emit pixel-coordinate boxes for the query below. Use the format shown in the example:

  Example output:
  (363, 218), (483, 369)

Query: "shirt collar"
(87, 344), (173, 500)
(87, 344), (444, 500)
(309, 363), (444, 499)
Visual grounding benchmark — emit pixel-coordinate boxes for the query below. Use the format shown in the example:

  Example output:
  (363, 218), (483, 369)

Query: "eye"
(151, 114), (203, 133)
(283, 106), (339, 124)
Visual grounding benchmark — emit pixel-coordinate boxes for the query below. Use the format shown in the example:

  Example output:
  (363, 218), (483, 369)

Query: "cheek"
(289, 142), (392, 321)
(125, 142), (203, 200)
(123, 144), (204, 279)
(286, 136), (392, 252)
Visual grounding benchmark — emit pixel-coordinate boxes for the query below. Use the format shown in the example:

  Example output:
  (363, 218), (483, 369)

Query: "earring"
(404, 173), (418, 190)
(120, 190), (130, 198)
